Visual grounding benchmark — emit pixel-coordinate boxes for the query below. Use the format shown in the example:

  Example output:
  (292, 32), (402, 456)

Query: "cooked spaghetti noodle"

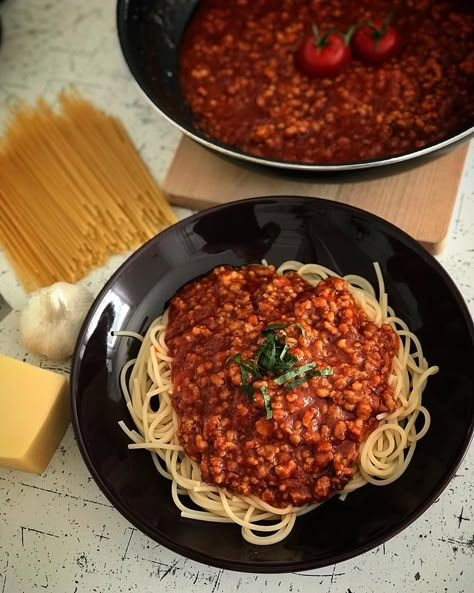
(117, 262), (438, 544)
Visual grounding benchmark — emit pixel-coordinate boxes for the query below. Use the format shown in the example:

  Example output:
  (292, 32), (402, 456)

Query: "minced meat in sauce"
(165, 265), (399, 507)
(179, 0), (473, 163)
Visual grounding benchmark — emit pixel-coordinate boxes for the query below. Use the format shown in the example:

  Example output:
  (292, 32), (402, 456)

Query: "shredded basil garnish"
(284, 368), (334, 391)
(233, 353), (255, 401)
(284, 373), (314, 391)
(293, 322), (306, 336)
(231, 323), (333, 419)
(273, 362), (316, 385)
(279, 342), (290, 361)
(316, 368), (334, 377)
(260, 385), (273, 419)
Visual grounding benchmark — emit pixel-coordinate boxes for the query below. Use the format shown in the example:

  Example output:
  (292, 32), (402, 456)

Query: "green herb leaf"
(255, 322), (305, 377)
(284, 372), (314, 391)
(232, 354), (256, 375)
(260, 385), (273, 419)
(317, 368), (334, 376)
(254, 332), (281, 374)
(293, 322), (305, 336)
(242, 377), (255, 401)
(233, 354), (255, 401)
(241, 361), (257, 375)
(279, 342), (290, 361)
(284, 367), (334, 391)
(274, 362), (316, 385)
(232, 322), (332, 403)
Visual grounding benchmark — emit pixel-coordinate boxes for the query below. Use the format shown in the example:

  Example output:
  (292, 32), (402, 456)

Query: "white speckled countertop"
(0, 1), (473, 592)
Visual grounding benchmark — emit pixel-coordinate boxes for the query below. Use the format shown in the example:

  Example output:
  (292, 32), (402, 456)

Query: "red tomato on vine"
(352, 13), (401, 66)
(296, 25), (355, 78)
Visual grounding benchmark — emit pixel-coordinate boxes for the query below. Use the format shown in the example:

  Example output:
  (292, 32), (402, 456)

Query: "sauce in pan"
(179, 0), (474, 163)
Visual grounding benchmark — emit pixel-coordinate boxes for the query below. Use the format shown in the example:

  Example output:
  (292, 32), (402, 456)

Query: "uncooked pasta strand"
(0, 91), (177, 291)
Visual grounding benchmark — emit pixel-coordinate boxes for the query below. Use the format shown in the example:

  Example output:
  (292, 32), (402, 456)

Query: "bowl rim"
(71, 195), (474, 572)
(116, 0), (474, 172)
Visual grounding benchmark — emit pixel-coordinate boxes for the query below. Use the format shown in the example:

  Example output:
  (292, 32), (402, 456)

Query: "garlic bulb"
(20, 282), (94, 360)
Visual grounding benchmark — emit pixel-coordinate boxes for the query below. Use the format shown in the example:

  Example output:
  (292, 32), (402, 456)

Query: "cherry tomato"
(352, 17), (401, 66)
(296, 25), (353, 78)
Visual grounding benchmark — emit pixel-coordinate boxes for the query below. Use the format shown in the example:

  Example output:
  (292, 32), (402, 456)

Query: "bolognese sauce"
(165, 265), (399, 507)
(179, 0), (473, 163)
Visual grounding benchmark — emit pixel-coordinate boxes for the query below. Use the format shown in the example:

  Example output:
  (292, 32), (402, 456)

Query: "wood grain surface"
(163, 138), (469, 254)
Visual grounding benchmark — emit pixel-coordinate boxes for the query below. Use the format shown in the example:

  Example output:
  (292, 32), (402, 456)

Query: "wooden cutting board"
(163, 137), (469, 254)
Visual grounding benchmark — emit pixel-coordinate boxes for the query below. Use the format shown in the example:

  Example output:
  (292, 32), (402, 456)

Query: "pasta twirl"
(117, 262), (438, 545)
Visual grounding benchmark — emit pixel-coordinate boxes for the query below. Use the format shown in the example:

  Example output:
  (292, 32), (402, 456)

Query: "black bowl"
(71, 196), (474, 572)
(116, 0), (473, 172)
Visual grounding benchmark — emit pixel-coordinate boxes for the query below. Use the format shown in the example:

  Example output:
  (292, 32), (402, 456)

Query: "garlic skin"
(20, 282), (94, 360)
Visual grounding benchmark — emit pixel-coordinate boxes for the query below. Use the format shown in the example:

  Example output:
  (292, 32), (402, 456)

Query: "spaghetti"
(117, 262), (438, 544)
(0, 90), (177, 291)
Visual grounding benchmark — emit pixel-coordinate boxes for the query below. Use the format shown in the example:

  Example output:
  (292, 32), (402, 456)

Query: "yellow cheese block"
(0, 355), (70, 473)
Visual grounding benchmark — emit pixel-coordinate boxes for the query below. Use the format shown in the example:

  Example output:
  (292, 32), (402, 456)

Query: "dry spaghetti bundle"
(0, 90), (177, 291)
